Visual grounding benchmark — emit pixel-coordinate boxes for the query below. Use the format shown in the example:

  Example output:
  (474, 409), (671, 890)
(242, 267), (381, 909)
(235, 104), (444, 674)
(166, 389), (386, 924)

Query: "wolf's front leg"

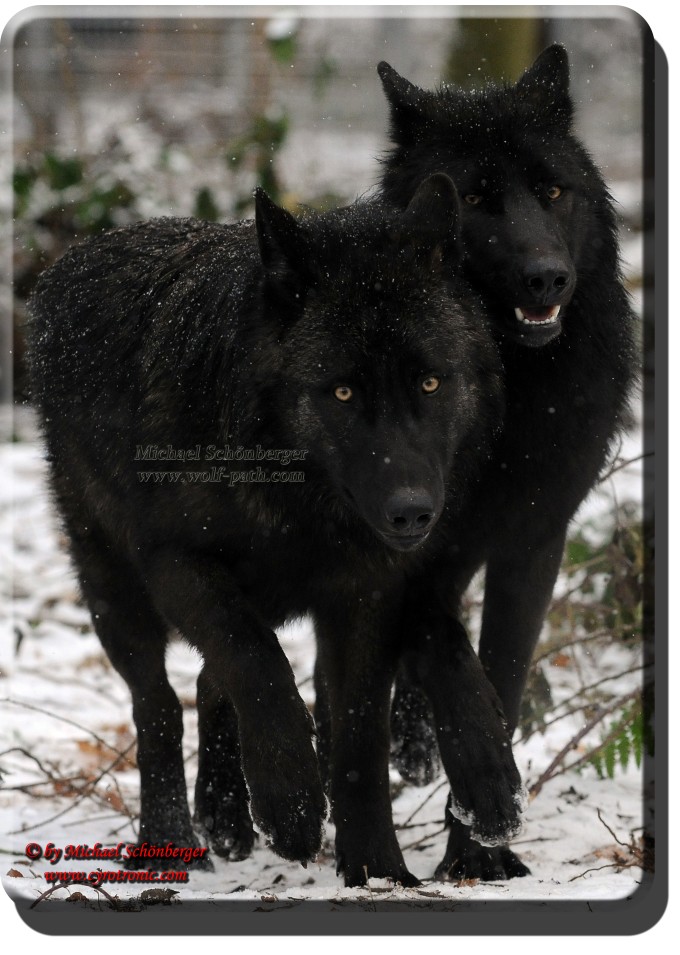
(401, 594), (526, 854)
(143, 546), (327, 865)
(315, 596), (419, 888)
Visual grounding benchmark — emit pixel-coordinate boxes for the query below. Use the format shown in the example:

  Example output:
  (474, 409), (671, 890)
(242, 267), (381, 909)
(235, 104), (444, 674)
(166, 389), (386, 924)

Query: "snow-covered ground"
(0, 407), (648, 917)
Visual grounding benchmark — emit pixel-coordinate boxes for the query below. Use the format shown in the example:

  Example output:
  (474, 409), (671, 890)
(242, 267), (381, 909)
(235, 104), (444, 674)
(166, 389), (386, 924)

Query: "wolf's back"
(27, 217), (260, 410)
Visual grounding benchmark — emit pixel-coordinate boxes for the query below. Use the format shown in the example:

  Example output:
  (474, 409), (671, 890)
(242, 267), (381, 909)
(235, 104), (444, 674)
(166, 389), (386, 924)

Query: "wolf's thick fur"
(28, 176), (523, 886)
(376, 46), (638, 880)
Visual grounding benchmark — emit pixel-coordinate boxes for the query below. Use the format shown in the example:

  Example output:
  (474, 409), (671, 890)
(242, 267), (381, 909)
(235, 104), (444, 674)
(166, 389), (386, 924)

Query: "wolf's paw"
(239, 689), (327, 864)
(390, 682), (442, 787)
(250, 780), (326, 864)
(439, 725), (526, 847)
(433, 659), (526, 846)
(242, 733), (326, 863)
(435, 823), (530, 882)
(193, 800), (256, 862)
(125, 792), (211, 870)
(335, 833), (420, 888)
(445, 756), (526, 848)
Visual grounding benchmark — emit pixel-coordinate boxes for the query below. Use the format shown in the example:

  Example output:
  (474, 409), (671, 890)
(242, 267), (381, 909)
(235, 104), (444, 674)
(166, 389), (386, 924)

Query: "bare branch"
(598, 451), (653, 484)
(1, 698), (134, 765)
(528, 689), (639, 799)
(397, 779), (448, 830)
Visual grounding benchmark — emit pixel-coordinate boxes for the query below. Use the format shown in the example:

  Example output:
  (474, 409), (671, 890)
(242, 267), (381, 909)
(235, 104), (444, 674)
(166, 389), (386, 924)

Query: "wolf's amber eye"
(334, 385), (353, 403)
(464, 194), (483, 206)
(421, 376), (441, 394)
(547, 185), (562, 200)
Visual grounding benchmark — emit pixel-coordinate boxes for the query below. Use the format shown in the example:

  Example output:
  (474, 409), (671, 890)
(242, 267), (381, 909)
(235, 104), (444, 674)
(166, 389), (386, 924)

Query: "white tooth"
(514, 305), (562, 326)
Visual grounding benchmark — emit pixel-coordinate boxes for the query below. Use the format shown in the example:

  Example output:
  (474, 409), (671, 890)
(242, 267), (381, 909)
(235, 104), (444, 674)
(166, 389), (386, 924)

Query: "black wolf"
(374, 46), (638, 880)
(28, 175), (522, 886)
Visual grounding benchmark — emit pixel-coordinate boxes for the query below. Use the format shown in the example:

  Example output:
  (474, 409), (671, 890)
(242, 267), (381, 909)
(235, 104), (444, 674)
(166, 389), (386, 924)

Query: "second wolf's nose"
(522, 259), (572, 300)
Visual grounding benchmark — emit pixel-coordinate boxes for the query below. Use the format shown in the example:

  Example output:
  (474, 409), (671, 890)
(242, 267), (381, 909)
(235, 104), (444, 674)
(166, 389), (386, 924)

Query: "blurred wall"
(7, 8), (648, 405)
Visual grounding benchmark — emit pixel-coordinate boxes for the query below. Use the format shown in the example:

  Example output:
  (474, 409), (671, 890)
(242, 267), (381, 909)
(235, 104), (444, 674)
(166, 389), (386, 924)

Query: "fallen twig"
(1, 698), (134, 765)
(397, 779), (448, 830)
(30, 880), (123, 910)
(568, 861), (640, 882)
(400, 824), (448, 852)
(8, 740), (137, 834)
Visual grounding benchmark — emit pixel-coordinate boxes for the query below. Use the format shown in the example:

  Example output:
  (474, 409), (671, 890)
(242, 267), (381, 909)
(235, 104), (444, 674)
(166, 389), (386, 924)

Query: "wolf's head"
(247, 177), (502, 553)
(377, 45), (620, 348)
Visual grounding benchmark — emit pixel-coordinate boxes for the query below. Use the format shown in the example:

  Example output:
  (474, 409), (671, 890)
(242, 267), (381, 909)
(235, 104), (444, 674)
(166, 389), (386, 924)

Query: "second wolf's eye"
(464, 194), (483, 206)
(546, 185), (562, 200)
(421, 376), (441, 394)
(334, 385), (353, 403)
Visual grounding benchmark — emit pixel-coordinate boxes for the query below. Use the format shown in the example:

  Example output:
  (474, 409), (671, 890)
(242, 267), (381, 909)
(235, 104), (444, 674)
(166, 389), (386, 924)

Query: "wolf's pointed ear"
(255, 188), (309, 310)
(395, 173), (461, 268)
(515, 44), (572, 124)
(377, 61), (428, 141)
(255, 187), (306, 273)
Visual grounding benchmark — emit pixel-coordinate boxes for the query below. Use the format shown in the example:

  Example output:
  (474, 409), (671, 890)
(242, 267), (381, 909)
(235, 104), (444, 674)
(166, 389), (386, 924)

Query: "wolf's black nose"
(522, 260), (572, 299)
(384, 489), (434, 536)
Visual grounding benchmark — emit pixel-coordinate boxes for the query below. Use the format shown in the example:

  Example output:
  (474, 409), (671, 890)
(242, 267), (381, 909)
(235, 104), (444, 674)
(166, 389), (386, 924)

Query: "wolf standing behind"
(28, 175), (525, 886)
(377, 45), (638, 880)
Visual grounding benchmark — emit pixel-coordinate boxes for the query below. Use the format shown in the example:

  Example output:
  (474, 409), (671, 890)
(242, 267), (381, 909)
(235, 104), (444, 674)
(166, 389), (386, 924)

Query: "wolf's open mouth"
(514, 305), (561, 326)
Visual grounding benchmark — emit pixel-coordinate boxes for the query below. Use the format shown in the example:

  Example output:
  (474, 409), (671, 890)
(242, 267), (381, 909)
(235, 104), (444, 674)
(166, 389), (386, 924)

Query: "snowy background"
(1, 7), (653, 922)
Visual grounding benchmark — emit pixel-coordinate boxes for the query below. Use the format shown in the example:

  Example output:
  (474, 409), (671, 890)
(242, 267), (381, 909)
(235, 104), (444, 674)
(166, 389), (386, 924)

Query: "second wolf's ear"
(377, 61), (429, 143)
(395, 173), (461, 269)
(515, 44), (573, 126)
